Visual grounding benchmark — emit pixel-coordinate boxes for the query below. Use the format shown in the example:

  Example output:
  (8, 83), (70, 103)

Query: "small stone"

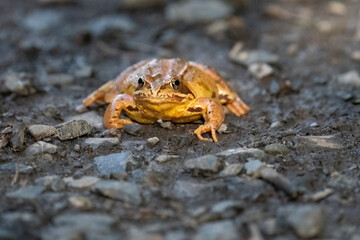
(43, 104), (58, 118)
(260, 168), (297, 198)
(93, 180), (142, 205)
(11, 123), (26, 152)
(147, 137), (159, 146)
(83, 137), (119, 149)
(282, 205), (324, 238)
(94, 151), (133, 178)
(121, 140), (146, 151)
(123, 123), (143, 136)
(210, 200), (243, 218)
(26, 141), (57, 155)
(155, 154), (179, 163)
(75, 104), (88, 113)
(73, 144), (81, 152)
(310, 122), (319, 127)
(90, 15), (137, 37)
(0, 163), (34, 174)
(35, 175), (66, 191)
(338, 71), (360, 87)
(216, 148), (267, 160)
(296, 135), (343, 150)
(309, 188), (334, 202)
(68, 196), (93, 209)
(328, 1), (347, 15)
(194, 220), (239, 240)
(157, 120), (172, 129)
(53, 213), (115, 232)
(4, 73), (36, 95)
(219, 163), (243, 176)
(28, 124), (57, 141)
(23, 10), (62, 32)
(173, 180), (211, 198)
(47, 73), (75, 86)
(64, 176), (100, 189)
(351, 50), (360, 62)
(66, 111), (103, 129)
(217, 123), (228, 133)
(6, 185), (46, 201)
(185, 155), (222, 174)
(336, 91), (353, 101)
(269, 80), (280, 95)
(244, 159), (265, 176)
(270, 121), (284, 129)
(55, 120), (91, 140)
(229, 48), (279, 67)
(264, 143), (291, 155)
(1, 127), (12, 134)
(74, 66), (94, 78)
(328, 172), (358, 190)
(119, 0), (165, 9)
(166, 0), (233, 24)
(248, 63), (274, 79)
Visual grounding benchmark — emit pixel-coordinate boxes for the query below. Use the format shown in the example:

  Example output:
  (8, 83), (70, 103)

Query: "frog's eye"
(170, 79), (180, 90)
(138, 78), (144, 89)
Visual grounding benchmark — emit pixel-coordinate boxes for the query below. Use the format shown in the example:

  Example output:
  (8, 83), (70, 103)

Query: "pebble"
(269, 80), (280, 95)
(270, 121), (284, 129)
(23, 10), (63, 32)
(147, 137), (160, 146)
(94, 151), (133, 178)
(351, 50), (360, 62)
(0, 162), (34, 174)
(155, 154), (179, 163)
(210, 200), (243, 219)
(248, 63), (274, 79)
(4, 73), (36, 95)
(119, 0), (165, 9)
(11, 122), (26, 152)
(74, 65), (94, 78)
(216, 147), (267, 160)
(121, 140), (146, 151)
(328, 1), (347, 15)
(229, 48), (279, 67)
(47, 73), (75, 86)
(281, 205), (324, 238)
(157, 119), (172, 129)
(123, 123), (143, 136)
(63, 176), (100, 189)
(55, 120), (91, 140)
(66, 111), (103, 129)
(295, 135), (343, 150)
(244, 159), (266, 176)
(6, 185), (46, 201)
(338, 71), (360, 87)
(93, 180), (142, 205)
(26, 141), (58, 155)
(328, 172), (358, 190)
(28, 124), (57, 141)
(264, 143), (291, 155)
(259, 168), (298, 198)
(194, 220), (239, 240)
(184, 155), (222, 174)
(1, 127), (12, 134)
(68, 196), (93, 209)
(53, 213), (115, 231)
(90, 15), (137, 37)
(166, 0), (233, 24)
(83, 137), (119, 149)
(219, 163), (243, 176)
(35, 175), (65, 191)
(172, 180), (211, 198)
(309, 188), (334, 202)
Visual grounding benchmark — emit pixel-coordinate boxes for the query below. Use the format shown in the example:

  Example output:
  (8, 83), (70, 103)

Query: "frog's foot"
(83, 80), (117, 107)
(191, 98), (225, 142)
(104, 94), (135, 128)
(226, 97), (250, 117)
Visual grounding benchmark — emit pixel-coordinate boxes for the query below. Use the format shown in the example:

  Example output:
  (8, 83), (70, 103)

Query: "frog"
(83, 58), (249, 142)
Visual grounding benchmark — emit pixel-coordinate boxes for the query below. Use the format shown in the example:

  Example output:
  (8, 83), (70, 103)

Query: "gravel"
(184, 154), (222, 174)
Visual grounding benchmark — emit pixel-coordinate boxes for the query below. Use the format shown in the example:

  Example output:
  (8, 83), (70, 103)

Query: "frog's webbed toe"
(104, 94), (135, 129)
(226, 97), (250, 117)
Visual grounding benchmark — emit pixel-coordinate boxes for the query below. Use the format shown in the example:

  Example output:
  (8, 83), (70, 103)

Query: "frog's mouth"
(133, 92), (194, 103)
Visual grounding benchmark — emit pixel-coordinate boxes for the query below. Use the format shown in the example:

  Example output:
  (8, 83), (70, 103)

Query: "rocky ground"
(1, 0), (360, 239)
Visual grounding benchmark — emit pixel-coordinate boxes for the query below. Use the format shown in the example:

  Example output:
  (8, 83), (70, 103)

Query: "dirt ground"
(0, 0), (360, 239)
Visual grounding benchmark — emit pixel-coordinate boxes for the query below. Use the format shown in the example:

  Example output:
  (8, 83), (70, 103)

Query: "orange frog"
(83, 58), (249, 142)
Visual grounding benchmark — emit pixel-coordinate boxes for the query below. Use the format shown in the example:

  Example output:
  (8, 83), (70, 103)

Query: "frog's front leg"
(189, 98), (225, 142)
(104, 94), (134, 128)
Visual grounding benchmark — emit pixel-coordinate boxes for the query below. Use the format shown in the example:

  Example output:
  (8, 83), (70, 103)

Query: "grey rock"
(0, 162), (34, 174)
(74, 65), (94, 78)
(4, 73), (35, 95)
(28, 124), (57, 141)
(216, 147), (267, 160)
(68, 196), (93, 209)
(6, 185), (46, 200)
(147, 137), (160, 146)
(210, 200), (243, 219)
(166, 0), (233, 24)
(244, 159), (265, 176)
(219, 163), (243, 176)
(185, 155), (222, 174)
(123, 123), (143, 136)
(1, 212), (40, 226)
(295, 135), (343, 150)
(93, 180), (142, 205)
(270, 121), (284, 129)
(121, 140), (146, 151)
(260, 168), (298, 198)
(155, 154), (179, 163)
(264, 143), (291, 155)
(338, 70), (360, 86)
(90, 15), (137, 36)
(328, 172), (358, 190)
(94, 152), (133, 178)
(83, 137), (119, 149)
(194, 220), (239, 240)
(119, 0), (165, 9)
(54, 213), (115, 231)
(229, 49), (279, 67)
(35, 175), (66, 191)
(281, 205), (324, 238)
(66, 111), (103, 129)
(260, 218), (284, 236)
(173, 180), (211, 198)
(23, 10), (63, 32)
(1, 127), (12, 134)
(11, 122), (26, 152)
(248, 63), (274, 79)
(63, 176), (100, 189)
(47, 73), (75, 86)
(55, 120), (91, 140)
(26, 141), (57, 155)
(269, 80), (280, 95)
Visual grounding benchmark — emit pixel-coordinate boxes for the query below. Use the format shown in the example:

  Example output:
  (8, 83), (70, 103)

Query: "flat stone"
(244, 159), (266, 176)
(295, 135), (343, 150)
(147, 137), (160, 146)
(66, 111), (103, 129)
(172, 180), (211, 198)
(11, 122), (26, 152)
(64, 176), (100, 189)
(248, 63), (274, 79)
(23, 10), (63, 32)
(83, 137), (119, 149)
(219, 163), (243, 176)
(26, 141), (57, 155)
(260, 168), (298, 198)
(155, 154), (179, 163)
(166, 0), (233, 24)
(229, 49), (279, 67)
(47, 74), (75, 86)
(68, 196), (93, 209)
(28, 124), (57, 141)
(185, 155), (222, 174)
(0, 162), (34, 174)
(90, 15), (137, 36)
(210, 200), (243, 218)
(264, 143), (291, 155)
(194, 220), (239, 240)
(55, 120), (91, 140)
(338, 70), (360, 87)
(4, 73), (35, 95)
(93, 180), (142, 205)
(35, 175), (66, 191)
(6, 185), (46, 201)
(123, 123), (143, 136)
(94, 152), (133, 178)
(216, 148), (267, 160)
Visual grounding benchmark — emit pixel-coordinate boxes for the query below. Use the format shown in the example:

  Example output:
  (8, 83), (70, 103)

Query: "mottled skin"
(83, 58), (249, 142)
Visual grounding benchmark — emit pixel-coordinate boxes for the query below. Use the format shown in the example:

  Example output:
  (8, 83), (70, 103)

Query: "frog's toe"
(104, 118), (133, 129)
(194, 124), (218, 142)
